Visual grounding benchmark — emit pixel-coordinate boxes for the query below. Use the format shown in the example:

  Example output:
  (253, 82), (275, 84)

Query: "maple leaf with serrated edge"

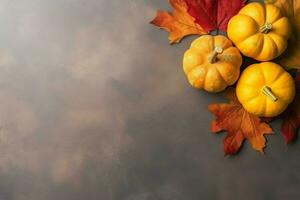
(208, 89), (274, 155)
(273, 0), (300, 69)
(150, 0), (208, 43)
(281, 71), (300, 143)
(184, 0), (246, 32)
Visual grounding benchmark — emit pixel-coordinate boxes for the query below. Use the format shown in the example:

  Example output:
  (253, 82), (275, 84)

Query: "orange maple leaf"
(150, 0), (208, 43)
(208, 89), (274, 155)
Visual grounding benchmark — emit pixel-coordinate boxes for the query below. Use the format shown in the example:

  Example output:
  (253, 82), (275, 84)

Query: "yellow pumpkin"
(227, 2), (291, 61)
(183, 35), (242, 92)
(236, 62), (295, 117)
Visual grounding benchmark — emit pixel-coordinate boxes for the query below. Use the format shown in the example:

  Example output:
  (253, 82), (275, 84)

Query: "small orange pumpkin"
(236, 62), (295, 117)
(183, 35), (242, 92)
(227, 2), (291, 61)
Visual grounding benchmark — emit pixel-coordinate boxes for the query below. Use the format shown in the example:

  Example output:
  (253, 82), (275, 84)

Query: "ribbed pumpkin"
(236, 62), (295, 117)
(227, 2), (291, 61)
(183, 35), (242, 92)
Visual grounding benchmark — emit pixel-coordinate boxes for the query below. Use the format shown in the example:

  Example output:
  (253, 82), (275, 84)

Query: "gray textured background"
(0, 0), (298, 199)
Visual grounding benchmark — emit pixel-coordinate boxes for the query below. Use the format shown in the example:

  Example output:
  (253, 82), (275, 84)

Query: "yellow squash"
(183, 35), (242, 92)
(236, 62), (295, 117)
(227, 2), (291, 61)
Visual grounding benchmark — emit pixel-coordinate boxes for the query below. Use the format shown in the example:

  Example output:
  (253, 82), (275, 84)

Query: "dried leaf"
(273, 0), (300, 69)
(208, 89), (274, 155)
(184, 0), (246, 32)
(281, 71), (300, 143)
(150, 0), (208, 43)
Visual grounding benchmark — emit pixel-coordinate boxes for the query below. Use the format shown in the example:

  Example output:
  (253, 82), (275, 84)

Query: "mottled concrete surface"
(0, 0), (298, 200)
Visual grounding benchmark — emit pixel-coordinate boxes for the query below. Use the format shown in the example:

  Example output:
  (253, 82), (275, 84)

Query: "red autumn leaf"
(184, 0), (246, 32)
(281, 71), (300, 144)
(150, 0), (208, 43)
(208, 89), (274, 155)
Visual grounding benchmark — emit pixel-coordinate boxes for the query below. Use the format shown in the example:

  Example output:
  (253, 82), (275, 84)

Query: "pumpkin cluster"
(183, 2), (295, 117)
(151, 0), (300, 154)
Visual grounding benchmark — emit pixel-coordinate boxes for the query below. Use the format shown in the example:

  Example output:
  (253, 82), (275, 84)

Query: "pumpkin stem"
(262, 86), (278, 102)
(209, 46), (223, 63)
(260, 23), (273, 34)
